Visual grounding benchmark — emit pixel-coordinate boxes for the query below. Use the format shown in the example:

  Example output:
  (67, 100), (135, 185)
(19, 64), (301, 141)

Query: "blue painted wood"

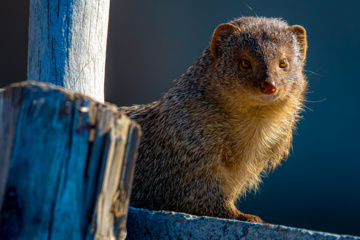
(126, 207), (360, 240)
(27, 0), (110, 102)
(0, 81), (141, 240)
(0, 88), (20, 213)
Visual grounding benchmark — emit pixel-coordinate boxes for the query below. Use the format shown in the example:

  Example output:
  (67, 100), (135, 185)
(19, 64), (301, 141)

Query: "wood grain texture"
(0, 87), (22, 219)
(27, 0), (111, 102)
(0, 81), (141, 240)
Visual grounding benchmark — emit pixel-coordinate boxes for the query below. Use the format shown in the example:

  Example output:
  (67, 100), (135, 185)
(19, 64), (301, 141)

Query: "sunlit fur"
(119, 17), (307, 223)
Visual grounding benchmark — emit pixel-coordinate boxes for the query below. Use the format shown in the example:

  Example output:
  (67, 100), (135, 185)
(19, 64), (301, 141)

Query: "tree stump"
(0, 81), (141, 240)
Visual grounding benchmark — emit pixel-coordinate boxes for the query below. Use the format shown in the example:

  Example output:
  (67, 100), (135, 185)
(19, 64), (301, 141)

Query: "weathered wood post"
(0, 82), (141, 239)
(0, 0), (141, 239)
(27, 0), (110, 102)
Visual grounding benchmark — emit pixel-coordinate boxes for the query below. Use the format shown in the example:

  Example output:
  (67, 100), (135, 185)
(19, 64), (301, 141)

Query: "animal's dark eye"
(279, 59), (288, 68)
(241, 59), (251, 69)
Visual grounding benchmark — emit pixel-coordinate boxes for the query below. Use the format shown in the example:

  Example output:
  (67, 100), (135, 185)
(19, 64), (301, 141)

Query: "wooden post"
(0, 81), (141, 239)
(27, 0), (110, 102)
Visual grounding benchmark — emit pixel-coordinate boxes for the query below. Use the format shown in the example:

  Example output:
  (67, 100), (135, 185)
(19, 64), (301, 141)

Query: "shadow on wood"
(0, 81), (141, 240)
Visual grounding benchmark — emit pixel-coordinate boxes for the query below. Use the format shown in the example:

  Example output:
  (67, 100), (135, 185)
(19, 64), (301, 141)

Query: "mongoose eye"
(241, 59), (251, 70)
(279, 59), (288, 68)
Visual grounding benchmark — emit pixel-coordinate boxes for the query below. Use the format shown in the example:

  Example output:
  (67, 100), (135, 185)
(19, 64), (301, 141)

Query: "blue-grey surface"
(126, 207), (360, 240)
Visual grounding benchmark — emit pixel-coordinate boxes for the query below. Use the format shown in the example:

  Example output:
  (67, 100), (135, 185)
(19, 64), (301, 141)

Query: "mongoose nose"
(260, 81), (277, 94)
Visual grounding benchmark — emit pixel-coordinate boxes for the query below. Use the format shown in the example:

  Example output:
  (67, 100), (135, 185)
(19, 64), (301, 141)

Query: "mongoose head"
(210, 17), (307, 107)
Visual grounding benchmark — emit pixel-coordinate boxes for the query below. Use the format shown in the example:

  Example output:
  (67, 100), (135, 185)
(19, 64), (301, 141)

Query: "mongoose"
(119, 17), (307, 223)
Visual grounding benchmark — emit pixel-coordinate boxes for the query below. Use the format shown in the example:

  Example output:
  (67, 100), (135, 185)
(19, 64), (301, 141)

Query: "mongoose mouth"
(257, 94), (279, 102)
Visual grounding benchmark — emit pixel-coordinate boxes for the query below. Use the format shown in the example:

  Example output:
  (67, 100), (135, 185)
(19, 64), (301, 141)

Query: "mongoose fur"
(119, 17), (308, 223)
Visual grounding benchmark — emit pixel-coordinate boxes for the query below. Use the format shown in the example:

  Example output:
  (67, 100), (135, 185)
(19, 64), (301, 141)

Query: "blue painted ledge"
(126, 207), (360, 240)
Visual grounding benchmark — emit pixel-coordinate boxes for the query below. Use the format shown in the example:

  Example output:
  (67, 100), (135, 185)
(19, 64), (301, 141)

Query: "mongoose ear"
(288, 25), (307, 61)
(211, 23), (239, 60)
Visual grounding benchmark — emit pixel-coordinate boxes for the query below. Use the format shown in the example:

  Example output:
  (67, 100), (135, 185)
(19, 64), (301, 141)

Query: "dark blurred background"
(1, 0), (360, 236)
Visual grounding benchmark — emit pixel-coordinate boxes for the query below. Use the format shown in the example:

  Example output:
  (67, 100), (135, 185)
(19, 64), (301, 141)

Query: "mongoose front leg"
(224, 202), (264, 223)
(235, 210), (263, 223)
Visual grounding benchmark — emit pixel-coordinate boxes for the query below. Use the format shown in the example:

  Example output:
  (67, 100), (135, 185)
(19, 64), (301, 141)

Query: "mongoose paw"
(237, 213), (264, 223)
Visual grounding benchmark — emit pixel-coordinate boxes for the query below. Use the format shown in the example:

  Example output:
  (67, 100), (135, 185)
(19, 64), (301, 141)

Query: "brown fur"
(119, 17), (308, 223)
